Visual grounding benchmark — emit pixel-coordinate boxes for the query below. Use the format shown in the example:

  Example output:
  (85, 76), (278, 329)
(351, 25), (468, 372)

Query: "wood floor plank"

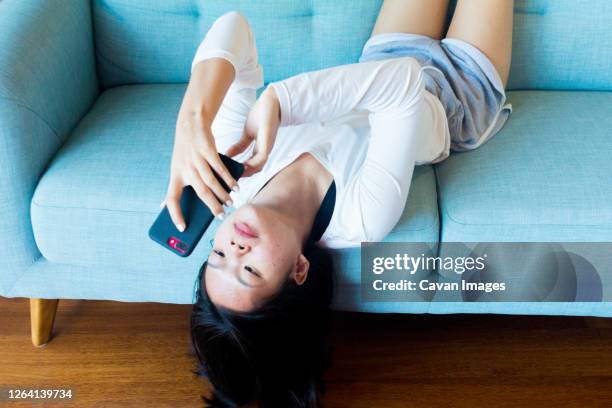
(1, 297), (611, 407)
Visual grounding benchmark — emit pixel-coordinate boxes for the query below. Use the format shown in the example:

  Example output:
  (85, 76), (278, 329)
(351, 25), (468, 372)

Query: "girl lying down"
(163, 1), (514, 406)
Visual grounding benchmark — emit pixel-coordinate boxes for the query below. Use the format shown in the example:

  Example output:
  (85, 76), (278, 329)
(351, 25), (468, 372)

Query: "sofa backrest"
(92, 0), (383, 89)
(93, 0), (612, 91)
(509, 0), (612, 90)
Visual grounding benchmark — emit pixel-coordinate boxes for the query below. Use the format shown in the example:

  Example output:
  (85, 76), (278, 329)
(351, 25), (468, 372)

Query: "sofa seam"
(433, 165), (443, 253)
(32, 202), (439, 233)
(0, 96), (63, 144)
(31, 199), (159, 215)
(16, 257), (155, 278)
(440, 203), (612, 229)
(31, 199), (440, 234)
(94, 49), (135, 77)
(6, 253), (44, 298)
(6, 257), (181, 298)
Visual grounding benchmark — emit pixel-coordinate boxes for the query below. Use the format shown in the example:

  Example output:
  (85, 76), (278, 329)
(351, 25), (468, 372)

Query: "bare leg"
(372, 0), (450, 40)
(447, 0), (514, 87)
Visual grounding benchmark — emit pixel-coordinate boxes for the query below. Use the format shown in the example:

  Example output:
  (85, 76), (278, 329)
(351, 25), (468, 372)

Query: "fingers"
(193, 159), (232, 205)
(242, 89), (280, 176)
(190, 173), (225, 219)
(165, 178), (186, 232)
(165, 167), (227, 233)
(242, 124), (276, 176)
(208, 154), (239, 193)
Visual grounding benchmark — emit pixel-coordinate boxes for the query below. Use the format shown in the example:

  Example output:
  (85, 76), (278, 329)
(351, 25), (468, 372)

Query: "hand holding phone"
(164, 119), (241, 231)
(149, 154), (244, 257)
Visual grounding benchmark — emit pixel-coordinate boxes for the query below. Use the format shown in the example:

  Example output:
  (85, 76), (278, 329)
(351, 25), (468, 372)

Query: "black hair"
(190, 242), (335, 407)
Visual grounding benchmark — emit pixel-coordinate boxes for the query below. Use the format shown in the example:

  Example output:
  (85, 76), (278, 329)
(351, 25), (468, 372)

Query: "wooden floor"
(1, 297), (611, 408)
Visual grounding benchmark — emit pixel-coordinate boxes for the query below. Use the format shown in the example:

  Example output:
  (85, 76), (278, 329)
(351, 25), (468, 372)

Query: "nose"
(230, 240), (251, 254)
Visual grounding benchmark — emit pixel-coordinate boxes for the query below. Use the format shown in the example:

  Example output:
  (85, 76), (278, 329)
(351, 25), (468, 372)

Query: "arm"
(165, 11), (261, 230)
(226, 57), (425, 176)
(271, 57), (436, 242)
(0, 0), (97, 295)
(165, 58), (237, 230)
(182, 60), (235, 130)
(269, 57), (425, 126)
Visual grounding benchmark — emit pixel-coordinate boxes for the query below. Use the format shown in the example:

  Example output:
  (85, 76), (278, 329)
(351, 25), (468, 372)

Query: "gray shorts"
(360, 33), (512, 151)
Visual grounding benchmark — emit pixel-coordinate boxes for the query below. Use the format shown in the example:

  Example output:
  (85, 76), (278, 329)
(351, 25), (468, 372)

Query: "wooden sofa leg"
(30, 298), (59, 347)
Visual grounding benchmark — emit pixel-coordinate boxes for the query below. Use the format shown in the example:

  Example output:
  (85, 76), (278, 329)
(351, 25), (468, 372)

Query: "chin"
(232, 204), (262, 223)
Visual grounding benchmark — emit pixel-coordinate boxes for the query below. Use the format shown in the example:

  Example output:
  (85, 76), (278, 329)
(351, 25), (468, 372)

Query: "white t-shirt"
(193, 11), (450, 249)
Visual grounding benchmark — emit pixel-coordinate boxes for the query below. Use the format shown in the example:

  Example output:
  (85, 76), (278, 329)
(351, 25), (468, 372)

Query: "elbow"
(217, 11), (249, 26)
(364, 221), (398, 243)
(362, 206), (404, 243)
(206, 11), (252, 43)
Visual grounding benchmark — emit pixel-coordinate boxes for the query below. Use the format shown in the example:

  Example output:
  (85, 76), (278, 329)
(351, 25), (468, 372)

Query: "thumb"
(243, 151), (269, 177)
(225, 131), (252, 158)
(242, 123), (276, 176)
(165, 177), (186, 232)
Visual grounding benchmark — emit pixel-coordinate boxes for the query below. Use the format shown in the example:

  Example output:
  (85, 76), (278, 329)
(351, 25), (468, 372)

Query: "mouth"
(234, 222), (258, 238)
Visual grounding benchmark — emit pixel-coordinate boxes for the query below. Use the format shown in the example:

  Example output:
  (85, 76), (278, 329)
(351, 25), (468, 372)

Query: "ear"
(291, 253), (310, 286)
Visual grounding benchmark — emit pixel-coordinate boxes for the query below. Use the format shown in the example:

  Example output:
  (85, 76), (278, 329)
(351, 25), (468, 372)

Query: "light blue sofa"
(2, 0), (612, 337)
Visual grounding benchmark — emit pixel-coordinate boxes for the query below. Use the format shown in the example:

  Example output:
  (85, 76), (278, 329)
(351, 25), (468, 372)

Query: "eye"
(209, 239), (224, 257)
(244, 265), (260, 277)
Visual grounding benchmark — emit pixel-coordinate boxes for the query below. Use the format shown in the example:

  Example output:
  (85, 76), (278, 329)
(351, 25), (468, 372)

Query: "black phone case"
(148, 154), (244, 257)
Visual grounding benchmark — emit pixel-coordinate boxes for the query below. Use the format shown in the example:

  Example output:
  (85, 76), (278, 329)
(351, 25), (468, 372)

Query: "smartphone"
(149, 154), (244, 257)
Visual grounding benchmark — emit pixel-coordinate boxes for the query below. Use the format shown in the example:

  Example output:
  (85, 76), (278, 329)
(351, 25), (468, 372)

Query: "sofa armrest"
(0, 0), (98, 295)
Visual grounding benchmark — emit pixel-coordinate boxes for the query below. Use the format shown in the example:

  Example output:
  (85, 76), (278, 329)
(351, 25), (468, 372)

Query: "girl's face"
(204, 204), (310, 312)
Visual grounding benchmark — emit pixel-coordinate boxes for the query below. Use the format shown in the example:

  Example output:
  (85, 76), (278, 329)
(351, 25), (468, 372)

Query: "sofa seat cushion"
(31, 84), (440, 298)
(436, 91), (612, 242)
